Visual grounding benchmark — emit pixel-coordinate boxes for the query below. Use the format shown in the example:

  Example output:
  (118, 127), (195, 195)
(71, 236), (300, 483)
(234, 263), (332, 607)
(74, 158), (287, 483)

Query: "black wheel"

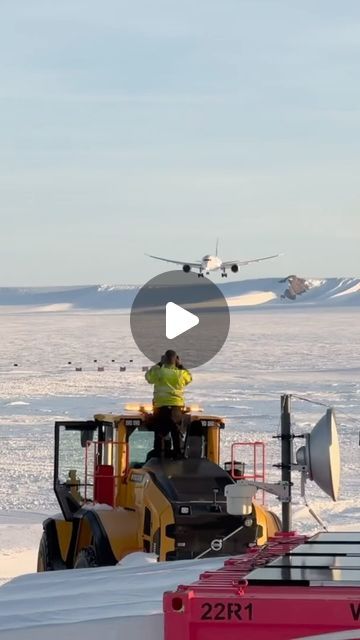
(37, 531), (53, 572)
(74, 545), (98, 568)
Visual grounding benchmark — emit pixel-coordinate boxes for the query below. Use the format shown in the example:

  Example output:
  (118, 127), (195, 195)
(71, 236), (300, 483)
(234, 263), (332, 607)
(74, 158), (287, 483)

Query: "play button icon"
(130, 270), (230, 368)
(166, 302), (199, 339)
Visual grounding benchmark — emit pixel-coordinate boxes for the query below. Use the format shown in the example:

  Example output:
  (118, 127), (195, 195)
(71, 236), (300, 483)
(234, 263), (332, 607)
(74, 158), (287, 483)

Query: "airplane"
(146, 241), (281, 278)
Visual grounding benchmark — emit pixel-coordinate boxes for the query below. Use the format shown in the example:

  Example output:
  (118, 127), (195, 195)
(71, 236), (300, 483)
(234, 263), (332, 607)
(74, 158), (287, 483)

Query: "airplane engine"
(231, 264), (239, 273)
(183, 264), (191, 273)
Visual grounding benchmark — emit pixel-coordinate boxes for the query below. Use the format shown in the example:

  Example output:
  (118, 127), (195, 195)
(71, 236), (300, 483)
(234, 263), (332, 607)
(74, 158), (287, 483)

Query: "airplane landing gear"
(198, 273), (204, 278)
(221, 272), (228, 278)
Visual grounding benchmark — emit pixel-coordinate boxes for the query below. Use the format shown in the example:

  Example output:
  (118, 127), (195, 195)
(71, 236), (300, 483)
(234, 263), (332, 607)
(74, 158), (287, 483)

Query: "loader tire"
(37, 532), (53, 572)
(74, 545), (98, 568)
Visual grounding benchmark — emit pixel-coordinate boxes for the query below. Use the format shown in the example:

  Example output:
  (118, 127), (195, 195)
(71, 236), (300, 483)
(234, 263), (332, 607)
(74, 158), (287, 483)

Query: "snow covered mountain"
(0, 277), (359, 310)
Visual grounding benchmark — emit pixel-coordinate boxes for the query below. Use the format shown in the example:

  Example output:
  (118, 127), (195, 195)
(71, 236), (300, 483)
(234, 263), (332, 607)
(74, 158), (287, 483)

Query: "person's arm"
(145, 365), (160, 384)
(181, 369), (192, 386)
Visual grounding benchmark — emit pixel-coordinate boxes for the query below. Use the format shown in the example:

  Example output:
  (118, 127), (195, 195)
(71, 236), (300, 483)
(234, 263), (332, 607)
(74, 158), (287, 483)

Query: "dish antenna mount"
(225, 394), (341, 532)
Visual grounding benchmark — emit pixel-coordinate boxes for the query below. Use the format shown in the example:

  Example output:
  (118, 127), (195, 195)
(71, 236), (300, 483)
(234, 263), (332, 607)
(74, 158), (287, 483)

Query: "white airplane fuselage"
(201, 254), (222, 273)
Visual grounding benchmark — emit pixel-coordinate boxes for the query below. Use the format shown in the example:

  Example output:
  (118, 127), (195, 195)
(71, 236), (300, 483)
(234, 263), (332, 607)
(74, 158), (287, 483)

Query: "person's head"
(163, 349), (177, 365)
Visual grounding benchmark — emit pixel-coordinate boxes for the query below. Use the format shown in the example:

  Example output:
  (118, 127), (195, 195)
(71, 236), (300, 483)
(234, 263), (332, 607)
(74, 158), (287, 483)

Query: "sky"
(0, 0), (360, 285)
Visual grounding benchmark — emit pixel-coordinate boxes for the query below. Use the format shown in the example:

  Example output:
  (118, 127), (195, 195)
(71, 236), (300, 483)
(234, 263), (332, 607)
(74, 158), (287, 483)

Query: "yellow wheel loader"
(37, 406), (280, 570)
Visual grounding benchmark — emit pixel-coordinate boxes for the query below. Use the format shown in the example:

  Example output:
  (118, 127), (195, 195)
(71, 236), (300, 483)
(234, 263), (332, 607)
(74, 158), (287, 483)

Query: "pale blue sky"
(1, 0), (359, 285)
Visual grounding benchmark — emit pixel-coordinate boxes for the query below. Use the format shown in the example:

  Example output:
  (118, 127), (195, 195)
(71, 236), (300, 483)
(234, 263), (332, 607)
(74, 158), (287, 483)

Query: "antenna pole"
(281, 394), (292, 532)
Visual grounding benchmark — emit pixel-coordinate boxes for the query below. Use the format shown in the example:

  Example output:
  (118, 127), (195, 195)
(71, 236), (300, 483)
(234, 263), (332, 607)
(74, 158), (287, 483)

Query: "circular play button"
(130, 270), (230, 368)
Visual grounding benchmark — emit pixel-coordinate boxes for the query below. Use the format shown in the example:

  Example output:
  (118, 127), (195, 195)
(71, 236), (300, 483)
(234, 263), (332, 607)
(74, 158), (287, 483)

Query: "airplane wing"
(222, 253), (282, 268)
(146, 254), (202, 268)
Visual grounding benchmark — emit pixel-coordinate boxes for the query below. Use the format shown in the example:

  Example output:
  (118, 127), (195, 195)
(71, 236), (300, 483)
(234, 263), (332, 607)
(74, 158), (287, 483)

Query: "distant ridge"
(0, 277), (359, 311)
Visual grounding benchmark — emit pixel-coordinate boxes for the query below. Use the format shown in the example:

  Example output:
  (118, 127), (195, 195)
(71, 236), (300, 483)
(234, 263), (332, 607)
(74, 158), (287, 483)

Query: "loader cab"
(53, 407), (224, 521)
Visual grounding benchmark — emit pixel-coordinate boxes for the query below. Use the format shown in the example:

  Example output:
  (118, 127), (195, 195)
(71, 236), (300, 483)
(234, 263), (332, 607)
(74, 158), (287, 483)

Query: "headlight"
(124, 403), (153, 412)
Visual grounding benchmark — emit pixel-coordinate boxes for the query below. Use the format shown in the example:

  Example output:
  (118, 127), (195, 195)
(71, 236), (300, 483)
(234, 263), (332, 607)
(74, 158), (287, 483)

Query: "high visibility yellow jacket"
(145, 364), (192, 407)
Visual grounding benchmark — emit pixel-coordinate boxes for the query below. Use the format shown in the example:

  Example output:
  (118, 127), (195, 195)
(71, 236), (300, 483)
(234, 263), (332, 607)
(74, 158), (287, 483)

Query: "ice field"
(1, 308), (360, 591)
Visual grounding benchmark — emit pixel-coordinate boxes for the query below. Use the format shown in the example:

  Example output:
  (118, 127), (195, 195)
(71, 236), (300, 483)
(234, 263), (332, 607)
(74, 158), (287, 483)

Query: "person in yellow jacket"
(145, 350), (192, 458)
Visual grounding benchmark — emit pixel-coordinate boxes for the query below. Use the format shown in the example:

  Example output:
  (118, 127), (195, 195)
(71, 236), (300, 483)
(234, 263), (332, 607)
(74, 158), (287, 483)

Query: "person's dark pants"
(153, 406), (183, 458)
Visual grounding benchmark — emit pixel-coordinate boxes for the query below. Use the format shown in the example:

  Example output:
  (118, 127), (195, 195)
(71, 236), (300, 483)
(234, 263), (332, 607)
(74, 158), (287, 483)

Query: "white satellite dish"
(296, 408), (340, 501)
(224, 398), (341, 537)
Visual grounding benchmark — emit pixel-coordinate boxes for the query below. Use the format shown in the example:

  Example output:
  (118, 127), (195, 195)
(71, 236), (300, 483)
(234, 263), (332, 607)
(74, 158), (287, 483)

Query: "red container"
(164, 584), (360, 640)
(163, 533), (360, 640)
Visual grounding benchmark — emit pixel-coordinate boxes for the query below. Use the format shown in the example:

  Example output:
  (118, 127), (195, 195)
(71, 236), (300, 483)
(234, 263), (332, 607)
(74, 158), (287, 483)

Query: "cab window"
(128, 428), (154, 468)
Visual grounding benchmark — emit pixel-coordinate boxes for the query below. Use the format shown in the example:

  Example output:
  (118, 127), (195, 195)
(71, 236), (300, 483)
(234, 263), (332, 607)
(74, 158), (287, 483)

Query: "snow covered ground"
(0, 555), (228, 639)
(1, 308), (360, 598)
